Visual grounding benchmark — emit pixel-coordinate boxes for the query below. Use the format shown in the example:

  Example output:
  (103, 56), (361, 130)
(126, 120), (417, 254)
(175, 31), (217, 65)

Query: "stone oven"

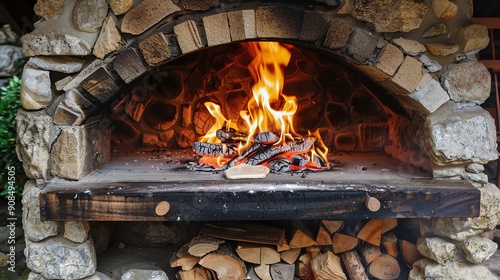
(17, 0), (500, 279)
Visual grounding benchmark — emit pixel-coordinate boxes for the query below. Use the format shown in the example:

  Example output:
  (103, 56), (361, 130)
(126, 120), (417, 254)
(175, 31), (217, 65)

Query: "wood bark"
(381, 232), (399, 258)
(199, 223), (285, 246)
(400, 240), (424, 268)
(170, 243), (200, 270)
(358, 242), (383, 264)
(341, 250), (369, 280)
(269, 263), (295, 280)
(188, 235), (224, 257)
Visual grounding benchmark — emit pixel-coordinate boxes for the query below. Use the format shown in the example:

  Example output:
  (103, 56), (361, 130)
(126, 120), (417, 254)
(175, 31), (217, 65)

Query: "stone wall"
(18, 0), (500, 279)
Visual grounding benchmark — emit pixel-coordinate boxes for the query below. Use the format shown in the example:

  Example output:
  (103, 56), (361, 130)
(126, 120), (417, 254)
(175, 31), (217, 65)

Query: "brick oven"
(17, 0), (500, 279)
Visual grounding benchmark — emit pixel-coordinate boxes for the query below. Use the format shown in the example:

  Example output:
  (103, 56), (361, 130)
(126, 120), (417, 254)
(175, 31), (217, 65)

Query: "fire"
(195, 42), (329, 171)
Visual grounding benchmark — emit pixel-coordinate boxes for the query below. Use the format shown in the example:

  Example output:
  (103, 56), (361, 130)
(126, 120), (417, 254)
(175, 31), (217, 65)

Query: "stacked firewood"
(171, 220), (424, 280)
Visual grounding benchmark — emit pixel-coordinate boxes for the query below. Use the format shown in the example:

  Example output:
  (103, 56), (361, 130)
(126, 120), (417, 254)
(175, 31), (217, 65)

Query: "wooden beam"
(480, 60), (500, 72)
(471, 18), (500, 29)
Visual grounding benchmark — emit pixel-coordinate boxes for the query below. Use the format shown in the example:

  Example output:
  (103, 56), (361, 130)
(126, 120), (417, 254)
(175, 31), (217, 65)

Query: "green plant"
(0, 74), (26, 198)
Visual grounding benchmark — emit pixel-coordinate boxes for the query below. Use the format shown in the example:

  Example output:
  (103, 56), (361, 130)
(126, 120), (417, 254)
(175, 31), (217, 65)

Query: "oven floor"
(40, 151), (480, 221)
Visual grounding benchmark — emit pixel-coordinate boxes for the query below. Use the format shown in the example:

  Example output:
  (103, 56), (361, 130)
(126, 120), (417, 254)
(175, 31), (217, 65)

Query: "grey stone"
(84, 272), (113, 280)
(466, 163), (484, 173)
(409, 259), (496, 280)
(93, 14), (124, 59)
(51, 119), (111, 180)
(34, 0), (65, 20)
(0, 45), (23, 76)
(227, 10), (256, 41)
(351, 0), (428, 33)
(405, 74), (449, 114)
(432, 165), (465, 178)
(73, 0), (108, 33)
(418, 54), (442, 72)
(323, 19), (352, 50)
(27, 272), (47, 280)
(203, 13), (231, 47)
(375, 43), (404, 76)
(430, 184), (500, 241)
(299, 11), (326, 42)
(22, 180), (61, 242)
(347, 28), (378, 63)
(109, 0), (133, 15)
(64, 221), (90, 243)
(121, 269), (168, 280)
(255, 6), (302, 39)
(424, 102), (498, 165)
(25, 236), (96, 279)
(22, 0), (99, 56)
(53, 102), (85, 126)
(20, 65), (53, 110)
(466, 172), (489, 184)
(423, 23), (449, 38)
(121, 0), (180, 35)
(392, 37), (427, 56)
(180, 0), (219, 10)
(173, 20), (204, 54)
(442, 61), (491, 104)
(417, 237), (456, 264)
(27, 56), (85, 74)
(55, 76), (73, 91)
(462, 236), (498, 264)
(16, 109), (60, 179)
(62, 89), (100, 120)
(113, 48), (147, 83)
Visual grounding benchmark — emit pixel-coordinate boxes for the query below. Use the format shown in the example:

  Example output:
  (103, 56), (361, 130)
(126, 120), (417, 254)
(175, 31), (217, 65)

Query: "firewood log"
(198, 244), (247, 280)
(367, 254), (401, 280)
(381, 232), (398, 258)
(176, 267), (214, 280)
(356, 219), (383, 246)
(199, 223), (286, 246)
(297, 253), (313, 278)
(381, 218), (397, 234)
(400, 240), (424, 268)
(171, 243), (201, 270)
(236, 242), (280, 265)
(316, 225), (333, 246)
(254, 264), (272, 280)
(280, 248), (301, 264)
(188, 235), (225, 257)
(332, 233), (359, 254)
(269, 263), (295, 280)
(322, 220), (344, 234)
(311, 251), (347, 280)
(341, 250), (369, 280)
(277, 240), (290, 252)
(289, 222), (316, 248)
(358, 242), (383, 264)
(306, 246), (322, 259)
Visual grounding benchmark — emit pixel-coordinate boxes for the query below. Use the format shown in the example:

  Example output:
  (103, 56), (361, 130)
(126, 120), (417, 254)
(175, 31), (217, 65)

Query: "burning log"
(254, 131), (279, 145)
(267, 157), (291, 173)
(192, 142), (237, 157)
(216, 128), (247, 142)
(246, 137), (314, 166)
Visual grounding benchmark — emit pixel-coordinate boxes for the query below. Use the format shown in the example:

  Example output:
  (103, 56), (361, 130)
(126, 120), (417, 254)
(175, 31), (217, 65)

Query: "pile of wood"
(171, 220), (424, 280)
(191, 130), (328, 172)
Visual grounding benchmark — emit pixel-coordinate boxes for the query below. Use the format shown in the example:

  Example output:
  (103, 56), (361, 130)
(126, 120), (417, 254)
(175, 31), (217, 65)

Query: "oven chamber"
(17, 0), (500, 279)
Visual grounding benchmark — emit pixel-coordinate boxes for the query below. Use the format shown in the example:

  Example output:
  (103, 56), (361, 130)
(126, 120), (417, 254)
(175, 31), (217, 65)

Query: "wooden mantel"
(39, 152), (480, 221)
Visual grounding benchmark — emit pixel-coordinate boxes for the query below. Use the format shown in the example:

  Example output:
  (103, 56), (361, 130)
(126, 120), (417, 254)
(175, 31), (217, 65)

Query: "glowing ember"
(193, 42), (329, 172)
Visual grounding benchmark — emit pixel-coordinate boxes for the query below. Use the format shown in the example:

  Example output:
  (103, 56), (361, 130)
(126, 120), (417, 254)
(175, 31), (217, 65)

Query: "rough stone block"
(416, 237), (456, 264)
(55, 76), (73, 91)
(418, 54), (442, 72)
(109, 0), (133, 15)
(16, 109), (60, 179)
(466, 163), (484, 173)
(50, 120), (111, 180)
(255, 6), (302, 39)
(458, 24), (490, 53)
(64, 221), (90, 243)
(180, 0), (219, 10)
(27, 56), (85, 74)
(405, 74), (449, 114)
(34, 0), (65, 20)
(20, 65), (53, 110)
(80, 67), (120, 103)
(121, 0), (181, 35)
(121, 269), (168, 280)
(391, 55), (423, 93)
(72, 0), (108, 33)
(425, 102), (498, 165)
(93, 14), (124, 59)
(227, 10), (256, 41)
(426, 42), (459, 56)
(392, 37), (427, 56)
(431, 165), (465, 178)
(431, 0), (458, 21)
(25, 236), (96, 279)
(347, 28), (378, 63)
(173, 20), (204, 54)
(138, 32), (172, 66)
(409, 259), (496, 280)
(203, 13), (231, 46)
(113, 48), (147, 83)
(299, 11), (326, 42)
(375, 43), (404, 76)
(442, 60), (491, 104)
(22, 180), (61, 242)
(462, 236), (498, 264)
(62, 58), (110, 92)
(423, 23), (448, 38)
(53, 103), (85, 126)
(466, 172), (488, 184)
(323, 19), (352, 50)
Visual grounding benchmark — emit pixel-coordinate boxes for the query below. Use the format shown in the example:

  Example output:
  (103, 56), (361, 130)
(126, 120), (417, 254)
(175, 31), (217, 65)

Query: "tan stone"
(27, 56), (85, 74)
(426, 42), (459, 56)
(51, 120), (111, 180)
(442, 61), (491, 104)
(72, 0), (108, 33)
(20, 65), (53, 110)
(64, 221), (90, 243)
(113, 48), (147, 83)
(55, 76), (73, 91)
(93, 15), (124, 59)
(462, 236), (498, 264)
(392, 37), (427, 56)
(53, 103), (85, 126)
(34, 0), (65, 20)
(409, 259), (497, 280)
(323, 19), (352, 50)
(138, 32), (172, 66)
(337, 0), (350, 14)
(347, 28), (378, 62)
(391, 56), (423, 93)
(351, 0), (428, 33)
(376, 43), (405, 74)
(432, 0), (458, 21)
(227, 10), (256, 41)
(173, 20), (204, 54)
(109, 0), (133, 15)
(423, 23), (448, 38)
(203, 13), (231, 46)
(255, 6), (302, 39)
(121, 0), (181, 35)
(416, 237), (456, 264)
(180, 0), (219, 10)
(458, 24), (490, 53)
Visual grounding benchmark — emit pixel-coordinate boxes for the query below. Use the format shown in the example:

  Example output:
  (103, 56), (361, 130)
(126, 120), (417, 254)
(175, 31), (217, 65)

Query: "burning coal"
(192, 42), (329, 173)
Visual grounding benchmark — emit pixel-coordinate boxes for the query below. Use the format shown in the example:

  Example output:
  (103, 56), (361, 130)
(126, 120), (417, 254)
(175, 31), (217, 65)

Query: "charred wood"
(193, 142), (237, 157)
